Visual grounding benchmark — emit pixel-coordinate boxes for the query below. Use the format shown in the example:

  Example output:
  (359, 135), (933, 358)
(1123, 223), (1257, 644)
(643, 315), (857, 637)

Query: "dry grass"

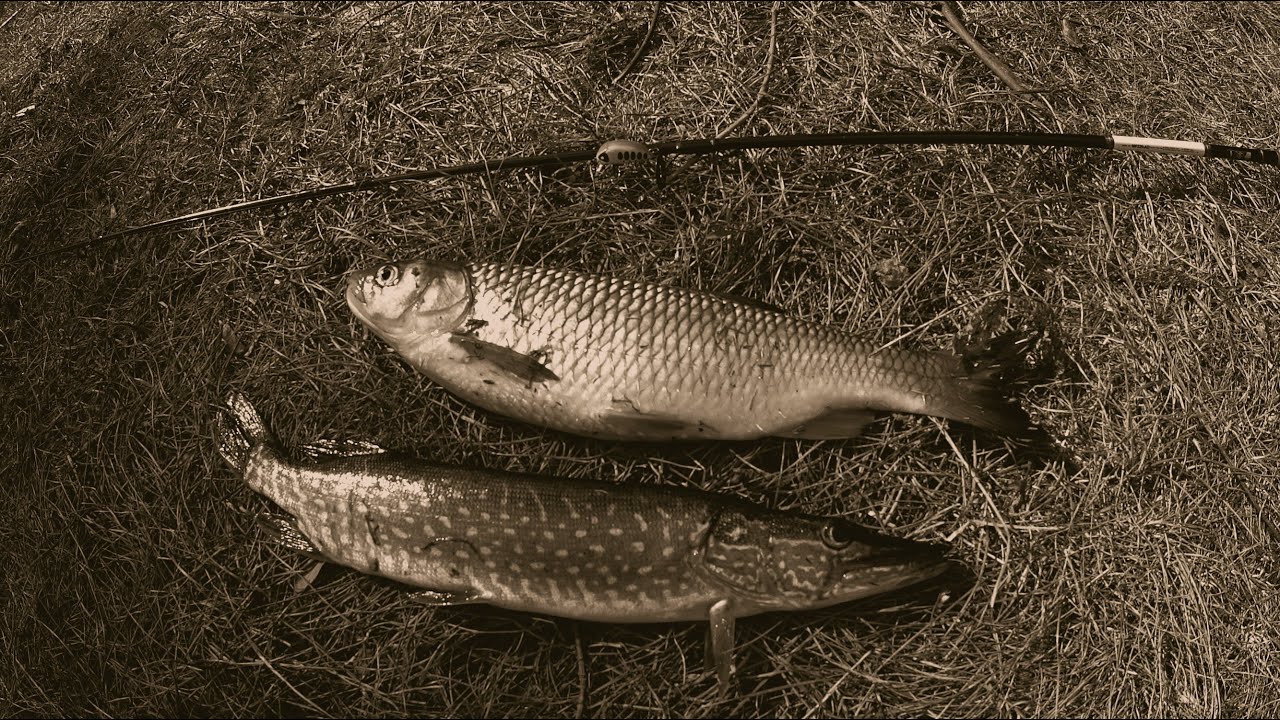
(3, 1), (1279, 716)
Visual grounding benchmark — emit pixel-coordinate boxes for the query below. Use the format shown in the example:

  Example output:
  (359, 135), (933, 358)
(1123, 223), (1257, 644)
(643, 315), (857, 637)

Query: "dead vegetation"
(2, 1), (1278, 716)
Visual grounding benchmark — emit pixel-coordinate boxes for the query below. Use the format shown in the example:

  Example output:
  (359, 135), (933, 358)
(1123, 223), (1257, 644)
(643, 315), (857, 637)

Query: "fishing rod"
(14, 130), (1278, 265)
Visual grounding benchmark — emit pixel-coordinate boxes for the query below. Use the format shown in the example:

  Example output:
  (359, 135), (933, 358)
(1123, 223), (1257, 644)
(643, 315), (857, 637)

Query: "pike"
(346, 259), (1040, 442)
(217, 392), (956, 695)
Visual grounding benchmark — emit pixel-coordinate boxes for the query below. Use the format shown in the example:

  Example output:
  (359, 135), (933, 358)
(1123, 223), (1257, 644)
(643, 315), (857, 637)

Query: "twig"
(322, 1), (357, 18)
(937, 1), (1029, 92)
(252, 7), (329, 24)
(716, 1), (778, 139)
(358, 0), (411, 31)
(244, 635), (331, 717)
(610, 1), (662, 85)
(574, 623), (588, 719)
(0, 8), (20, 32)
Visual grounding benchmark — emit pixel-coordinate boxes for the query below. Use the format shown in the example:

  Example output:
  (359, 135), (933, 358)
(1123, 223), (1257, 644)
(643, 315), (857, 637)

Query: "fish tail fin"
(217, 392), (275, 471)
(929, 332), (1046, 442)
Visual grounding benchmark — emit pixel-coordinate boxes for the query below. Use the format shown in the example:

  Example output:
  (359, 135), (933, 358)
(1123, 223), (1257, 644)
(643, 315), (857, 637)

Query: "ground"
(1, 1), (1278, 717)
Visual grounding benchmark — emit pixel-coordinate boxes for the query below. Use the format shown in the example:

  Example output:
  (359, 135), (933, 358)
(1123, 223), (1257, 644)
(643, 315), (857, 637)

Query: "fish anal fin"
(408, 588), (482, 606)
(706, 598), (736, 698)
(449, 333), (559, 383)
(257, 513), (327, 563)
(775, 408), (879, 440)
(600, 401), (713, 438)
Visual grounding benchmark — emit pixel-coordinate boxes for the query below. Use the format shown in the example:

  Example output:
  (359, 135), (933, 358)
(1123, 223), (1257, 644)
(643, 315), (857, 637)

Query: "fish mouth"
(838, 538), (956, 591)
(344, 273), (399, 342)
(345, 270), (368, 306)
(344, 276), (374, 327)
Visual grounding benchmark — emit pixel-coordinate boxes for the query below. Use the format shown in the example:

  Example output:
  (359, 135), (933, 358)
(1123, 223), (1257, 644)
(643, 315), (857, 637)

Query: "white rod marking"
(1112, 135), (1206, 157)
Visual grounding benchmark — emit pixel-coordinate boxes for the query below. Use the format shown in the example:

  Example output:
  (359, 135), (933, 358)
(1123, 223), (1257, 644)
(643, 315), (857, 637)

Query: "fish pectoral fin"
(600, 404), (712, 437)
(408, 588), (482, 606)
(706, 598), (737, 698)
(298, 438), (387, 459)
(774, 408), (879, 440)
(293, 560), (325, 593)
(256, 513), (327, 562)
(448, 333), (559, 383)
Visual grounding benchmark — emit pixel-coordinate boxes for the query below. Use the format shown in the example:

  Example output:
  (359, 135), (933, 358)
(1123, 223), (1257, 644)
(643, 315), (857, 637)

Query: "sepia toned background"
(2, 2), (1277, 716)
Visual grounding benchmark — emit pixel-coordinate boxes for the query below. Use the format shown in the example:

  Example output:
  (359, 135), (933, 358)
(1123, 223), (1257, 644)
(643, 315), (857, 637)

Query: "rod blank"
(14, 130), (1276, 265)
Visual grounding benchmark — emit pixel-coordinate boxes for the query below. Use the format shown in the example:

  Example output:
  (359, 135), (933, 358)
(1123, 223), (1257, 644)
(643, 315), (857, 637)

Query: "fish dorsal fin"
(774, 408), (879, 440)
(709, 290), (784, 314)
(298, 438), (387, 460)
(449, 333), (559, 383)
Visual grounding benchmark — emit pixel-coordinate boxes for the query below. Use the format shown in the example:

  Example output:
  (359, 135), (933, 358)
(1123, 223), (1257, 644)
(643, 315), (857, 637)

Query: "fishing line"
(13, 130), (1277, 265)
(15, 149), (598, 263)
(609, 1), (662, 86)
(715, 1), (778, 139)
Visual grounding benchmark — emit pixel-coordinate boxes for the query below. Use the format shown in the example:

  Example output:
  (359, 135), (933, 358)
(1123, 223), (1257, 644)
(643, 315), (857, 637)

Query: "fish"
(345, 258), (1039, 442)
(217, 392), (957, 695)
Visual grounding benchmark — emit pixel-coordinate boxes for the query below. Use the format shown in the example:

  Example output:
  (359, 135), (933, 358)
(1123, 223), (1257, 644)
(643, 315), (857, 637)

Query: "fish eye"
(821, 521), (859, 550)
(597, 151), (610, 163)
(374, 264), (399, 287)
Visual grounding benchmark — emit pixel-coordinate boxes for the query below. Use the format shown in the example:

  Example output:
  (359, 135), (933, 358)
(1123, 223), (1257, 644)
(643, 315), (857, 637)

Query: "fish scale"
(217, 393), (955, 693)
(345, 259), (1037, 441)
